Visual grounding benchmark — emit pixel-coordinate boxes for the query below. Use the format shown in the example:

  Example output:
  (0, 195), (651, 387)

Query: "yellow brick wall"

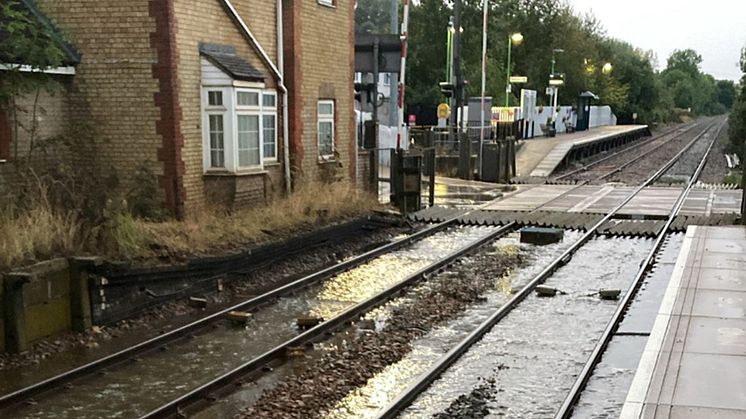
(174, 0), (283, 211)
(34, 0), (163, 192)
(296, 1), (356, 182)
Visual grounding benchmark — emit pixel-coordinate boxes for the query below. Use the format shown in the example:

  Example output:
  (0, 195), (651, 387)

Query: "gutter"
(221, 0), (292, 193)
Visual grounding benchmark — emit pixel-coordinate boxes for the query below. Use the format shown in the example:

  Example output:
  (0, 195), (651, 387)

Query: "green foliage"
(355, 0), (394, 34)
(371, 0), (732, 125)
(0, 0), (65, 104)
(729, 47), (746, 158)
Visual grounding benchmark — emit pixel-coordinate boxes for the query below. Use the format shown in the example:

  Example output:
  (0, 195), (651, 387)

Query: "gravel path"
(0, 222), (411, 373)
(241, 245), (523, 419)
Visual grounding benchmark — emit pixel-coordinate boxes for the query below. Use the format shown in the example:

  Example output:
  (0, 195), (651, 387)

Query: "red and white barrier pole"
(479, 0), (488, 177)
(397, 0), (409, 150)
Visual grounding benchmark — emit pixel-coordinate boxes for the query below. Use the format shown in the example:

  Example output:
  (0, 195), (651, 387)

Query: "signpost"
(509, 76), (528, 84)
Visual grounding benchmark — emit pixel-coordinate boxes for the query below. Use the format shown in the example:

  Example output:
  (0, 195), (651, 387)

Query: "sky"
(567, 0), (746, 81)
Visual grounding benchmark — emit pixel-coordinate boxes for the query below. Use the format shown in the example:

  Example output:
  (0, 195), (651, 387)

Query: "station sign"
(509, 76), (528, 83)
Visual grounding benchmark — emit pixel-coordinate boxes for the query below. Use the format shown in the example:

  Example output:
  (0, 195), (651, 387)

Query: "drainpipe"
(277, 0), (292, 193)
(222, 0), (291, 192)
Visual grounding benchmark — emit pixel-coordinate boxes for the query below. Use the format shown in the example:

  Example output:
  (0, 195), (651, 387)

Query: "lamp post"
(550, 48), (564, 123)
(478, 0), (489, 178)
(602, 62), (613, 75)
(504, 32), (523, 107)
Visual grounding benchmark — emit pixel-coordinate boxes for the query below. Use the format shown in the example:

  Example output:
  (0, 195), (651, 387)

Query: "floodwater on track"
(399, 235), (654, 419)
(3, 225), (498, 419)
(570, 233), (684, 418)
(322, 229), (586, 418)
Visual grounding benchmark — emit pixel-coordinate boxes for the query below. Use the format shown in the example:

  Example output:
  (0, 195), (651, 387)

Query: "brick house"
(0, 0), (356, 217)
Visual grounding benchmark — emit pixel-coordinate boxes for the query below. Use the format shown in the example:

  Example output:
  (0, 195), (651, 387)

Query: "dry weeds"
(0, 180), (380, 271)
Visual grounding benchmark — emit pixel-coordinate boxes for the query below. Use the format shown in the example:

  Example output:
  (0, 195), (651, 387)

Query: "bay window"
(202, 86), (278, 172)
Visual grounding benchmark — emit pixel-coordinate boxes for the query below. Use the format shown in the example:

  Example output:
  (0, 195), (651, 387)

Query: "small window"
(262, 93), (276, 108)
(318, 100), (335, 158)
(237, 91), (259, 107)
(317, 0), (335, 6)
(208, 91), (223, 106)
(208, 114), (225, 168)
(263, 114), (277, 160)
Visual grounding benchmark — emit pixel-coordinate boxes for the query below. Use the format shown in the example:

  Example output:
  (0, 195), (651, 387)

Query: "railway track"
(553, 120), (725, 419)
(0, 208), (479, 414)
(1, 186), (591, 418)
(375, 119), (725, 419)
(552, 120), (705, 183)
(2, 119), (725, 419)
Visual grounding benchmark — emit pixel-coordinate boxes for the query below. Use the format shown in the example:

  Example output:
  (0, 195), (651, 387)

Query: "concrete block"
(227, 311), (251, 326)
(520, 227), (564, 245)
(188, 297), (208, 308)
(297, 316), (324, 329)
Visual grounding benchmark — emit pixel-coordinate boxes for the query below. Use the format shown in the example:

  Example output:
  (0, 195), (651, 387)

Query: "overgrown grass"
(0, 201), (83, 270)
(0, 180), (380, 271)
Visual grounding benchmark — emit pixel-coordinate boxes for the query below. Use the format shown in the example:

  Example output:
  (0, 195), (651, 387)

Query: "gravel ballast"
(241, 244), (523, 419)
(0, 222), (410, 374)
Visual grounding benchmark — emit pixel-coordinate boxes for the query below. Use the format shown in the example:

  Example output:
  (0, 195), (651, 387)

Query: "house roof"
(0, 0), (80, 66)
(199, 43), (265, 82)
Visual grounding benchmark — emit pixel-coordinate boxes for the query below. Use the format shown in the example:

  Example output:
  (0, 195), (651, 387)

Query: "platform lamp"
(504, 32), (524, 107)
(549, 48), (564, 123)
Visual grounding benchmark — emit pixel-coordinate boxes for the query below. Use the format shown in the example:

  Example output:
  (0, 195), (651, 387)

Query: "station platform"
(621, 225), (746, 418)
(515, 125), (650, 178)
(481, 184), (742, 217)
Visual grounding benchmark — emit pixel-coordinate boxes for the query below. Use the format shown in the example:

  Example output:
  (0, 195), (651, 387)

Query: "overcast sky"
(567, 0), (746, 81)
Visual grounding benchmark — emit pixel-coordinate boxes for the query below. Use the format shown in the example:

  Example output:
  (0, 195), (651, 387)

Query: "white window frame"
(262, 91), (278, 162)
(202, 87), (231, 170)
(200, 79), (279, 173)
(317, 100), (335, 160)
(235, 88), (263, 170)
(317, 0), (335, 7)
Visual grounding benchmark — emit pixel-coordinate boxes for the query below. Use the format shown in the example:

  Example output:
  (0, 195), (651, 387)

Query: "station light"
(510, 32), (524, 45)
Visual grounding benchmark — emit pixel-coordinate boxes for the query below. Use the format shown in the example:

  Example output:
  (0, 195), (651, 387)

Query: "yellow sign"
(437, 103), (451, 119)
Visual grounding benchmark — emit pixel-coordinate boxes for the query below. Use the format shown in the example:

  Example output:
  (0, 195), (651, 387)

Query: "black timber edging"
(87, 216), (401, 325)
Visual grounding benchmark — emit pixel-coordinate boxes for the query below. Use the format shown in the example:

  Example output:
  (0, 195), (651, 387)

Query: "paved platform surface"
(515, 125), (648, 177)
(481, 184), (742, 217)
(621, 226), (746, 418)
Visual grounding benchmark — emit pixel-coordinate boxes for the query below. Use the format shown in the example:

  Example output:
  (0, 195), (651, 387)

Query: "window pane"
(318, 102), (333, 116)
(208, 114), (224, 167)
(318, 121), (333, 156)
(208, 91), (222, 106)
(237, 115), (260, 167)
(262, 93), (276, 108)
(237, 91), (259, 106)
(263, 115), (276, 159)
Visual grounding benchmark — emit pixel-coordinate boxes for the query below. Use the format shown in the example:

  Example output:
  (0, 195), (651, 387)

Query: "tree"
(666, 49), (703, 77)
(355, 0), (393, 34)
(729, 46), (746, 157)
(0, 0), (65, 162)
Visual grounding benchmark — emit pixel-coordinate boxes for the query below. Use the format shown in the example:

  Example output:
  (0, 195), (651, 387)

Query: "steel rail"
(595, 120), (714, 181)
(552, 123), (695, 181)
(374, 119), (719, 419)
(140, 176), (597, 418)
(0, 211), (470, 409)
(553, 119), (725, 419)
(139, 222), (518, 418)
